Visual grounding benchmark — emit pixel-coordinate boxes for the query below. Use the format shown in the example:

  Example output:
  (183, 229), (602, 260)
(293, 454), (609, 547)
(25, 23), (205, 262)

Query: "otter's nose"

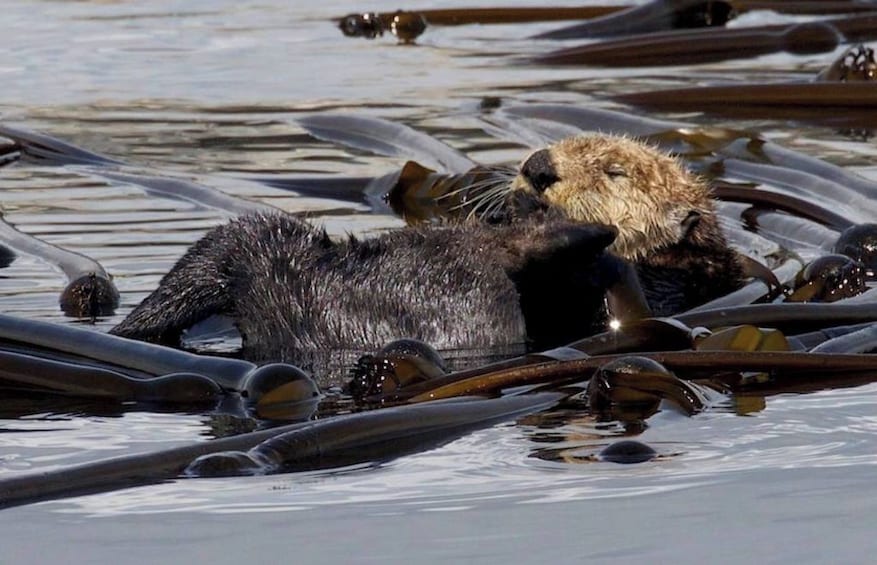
(520, 149), (559, 194)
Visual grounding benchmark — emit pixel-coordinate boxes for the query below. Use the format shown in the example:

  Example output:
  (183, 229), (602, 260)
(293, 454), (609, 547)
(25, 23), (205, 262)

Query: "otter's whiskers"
(436, 164), (517, 220)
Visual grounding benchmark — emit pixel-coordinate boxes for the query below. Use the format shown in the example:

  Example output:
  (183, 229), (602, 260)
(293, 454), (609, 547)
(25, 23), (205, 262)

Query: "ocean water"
(1, 1), (876, 563)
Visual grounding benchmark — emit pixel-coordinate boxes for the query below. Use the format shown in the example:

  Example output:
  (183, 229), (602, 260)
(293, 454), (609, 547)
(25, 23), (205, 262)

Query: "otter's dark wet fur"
(633, 206), (745, 315)
(112, 212), (622, 375)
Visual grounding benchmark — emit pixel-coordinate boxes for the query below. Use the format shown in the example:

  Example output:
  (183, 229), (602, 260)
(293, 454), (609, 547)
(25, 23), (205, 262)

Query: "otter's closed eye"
(604, 164), (628, 178)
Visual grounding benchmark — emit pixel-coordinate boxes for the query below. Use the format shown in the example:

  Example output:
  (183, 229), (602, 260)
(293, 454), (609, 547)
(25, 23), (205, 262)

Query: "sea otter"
(506, 134), (745, 315)
(111, 212), (639, 380)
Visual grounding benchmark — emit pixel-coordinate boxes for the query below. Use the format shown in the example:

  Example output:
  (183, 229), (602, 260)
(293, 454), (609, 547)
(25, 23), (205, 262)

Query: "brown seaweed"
(534, 20), (840, 66)
(677, 303), (877, 332)
(532, 0), (735, 40)
(0, 392), (563, 509)
(787, 254), (868, 302)
(373, 301), (877, 403)
(0, 125), (275, 215)
(834, 223), (877, 275)
(0, 314), (315, 404)
(295, 111), (873, 237)
(533, 17), (866, 67)
(614, 45), (877, 123)
(713, 157), (876, 223)
(617, 44), (876, 115)
(735, 1), (877, 16)
(616, 83), (877, 113)
(0, 126), (287, 316)
(347, 338), (449, 403)
(684, 258), (801, 312)
(817, 44), (877, 81)
(711, 181), (855, 231)
(297, 114), (476, 173)
(0, 348), (222, 404)
(0, 135), (20, 167)
(0, 212), (119, 318)
(810, 322), (877, 353)
(336, 6), (624, 42)
(586, 356), (709, 417)
(403, 349), (877, 403)
(381, 7), (622, 26)
(598, 440), (659, 464)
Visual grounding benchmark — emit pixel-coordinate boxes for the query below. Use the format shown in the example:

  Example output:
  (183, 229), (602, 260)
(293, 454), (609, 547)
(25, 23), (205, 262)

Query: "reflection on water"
(39, 382), (877, 518)
(2, 0), (877, 562)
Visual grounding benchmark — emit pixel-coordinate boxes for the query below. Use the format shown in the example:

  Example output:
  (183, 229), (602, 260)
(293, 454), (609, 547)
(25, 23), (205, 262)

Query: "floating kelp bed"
(3, 111), (877, 509)
(4, 19), (877, 510)
(334, 0), (877, 43)
(2, 302), (877, 507)
(7, 2), (877, 562)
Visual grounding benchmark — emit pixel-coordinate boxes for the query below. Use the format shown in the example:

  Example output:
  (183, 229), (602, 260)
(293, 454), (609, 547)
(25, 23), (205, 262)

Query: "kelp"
(835, 224), (877, 275)
(710, 180), (858, 231)
(616, 82), (877, 112)
(534, 13), (877, 67)
(534, 20), (841, 66)
(787, 255), (868, 303)
(401, 349), (877, 403)
(683, 258), (802, 312)
(0, 392), (564, 509)
(3, 105), (877, 509)
(297, 114), (476, 173)
(531, 0), (735, 40)
(293, 108), (877, 227)
(0, 212), (119, 318)
(0, 135), (20, 168)
(337, 6), (623, 43)
(0, 314), (317, 407)
(0, 124), (274, 216)
(3, 295), (877, 506)
(335, 1), (874, 43)
(8, 306), (877, 508)
(0, 125), (283, 317)
(355, 306), (877, 403)
(334, 0), (856, 44)
(614, 45), (877, 124)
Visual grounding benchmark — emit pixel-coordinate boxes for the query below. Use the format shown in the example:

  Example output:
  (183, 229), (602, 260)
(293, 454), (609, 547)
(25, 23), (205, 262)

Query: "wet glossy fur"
(112, 213), (620, 371)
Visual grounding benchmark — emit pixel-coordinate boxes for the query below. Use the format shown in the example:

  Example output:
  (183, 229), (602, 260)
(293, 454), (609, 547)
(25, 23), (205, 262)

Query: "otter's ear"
(681, 211), (702, 239)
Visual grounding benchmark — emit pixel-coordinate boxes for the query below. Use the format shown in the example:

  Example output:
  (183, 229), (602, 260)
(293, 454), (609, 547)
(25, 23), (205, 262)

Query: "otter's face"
(510, 135), (711, 261)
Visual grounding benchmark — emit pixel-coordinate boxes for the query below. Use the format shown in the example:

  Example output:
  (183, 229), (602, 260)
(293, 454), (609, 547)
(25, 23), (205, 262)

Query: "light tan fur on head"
(510, 135), (713, 261)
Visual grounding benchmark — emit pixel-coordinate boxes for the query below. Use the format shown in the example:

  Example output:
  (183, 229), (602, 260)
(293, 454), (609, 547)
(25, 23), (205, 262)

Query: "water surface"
(1, 1), (877, 563)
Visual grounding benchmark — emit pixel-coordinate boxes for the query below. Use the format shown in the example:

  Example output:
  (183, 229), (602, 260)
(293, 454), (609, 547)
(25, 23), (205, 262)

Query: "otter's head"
(510, 135), (712, 261)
